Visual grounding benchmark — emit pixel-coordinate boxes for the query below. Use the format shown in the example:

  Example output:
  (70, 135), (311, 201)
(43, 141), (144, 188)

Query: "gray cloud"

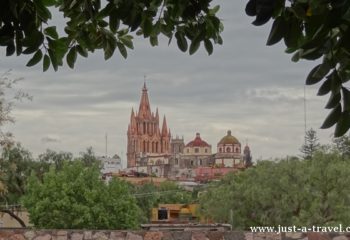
(0, 1), (336, 163)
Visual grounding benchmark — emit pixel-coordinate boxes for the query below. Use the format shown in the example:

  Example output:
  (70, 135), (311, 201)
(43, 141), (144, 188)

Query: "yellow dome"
(218, 130), (240, 145)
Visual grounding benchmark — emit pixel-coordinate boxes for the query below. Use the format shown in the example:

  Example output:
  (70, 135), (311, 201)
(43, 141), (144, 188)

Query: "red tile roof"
(185, 133), (210, 147)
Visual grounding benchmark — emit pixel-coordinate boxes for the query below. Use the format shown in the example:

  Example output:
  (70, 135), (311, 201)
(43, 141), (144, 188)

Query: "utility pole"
(105, 133), (108, 157)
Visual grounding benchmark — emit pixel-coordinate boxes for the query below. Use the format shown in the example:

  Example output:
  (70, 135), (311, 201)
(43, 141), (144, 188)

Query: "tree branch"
(0, 209), (26, 227)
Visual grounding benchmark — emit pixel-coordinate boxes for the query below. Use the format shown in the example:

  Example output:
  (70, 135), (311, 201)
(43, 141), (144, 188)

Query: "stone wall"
(0, 230), (349, 240)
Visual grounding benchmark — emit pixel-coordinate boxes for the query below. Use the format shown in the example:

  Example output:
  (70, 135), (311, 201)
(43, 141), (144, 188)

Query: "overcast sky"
(1, 1), (335, 165)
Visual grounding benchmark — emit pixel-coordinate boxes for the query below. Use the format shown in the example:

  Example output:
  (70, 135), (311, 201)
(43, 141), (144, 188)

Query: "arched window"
(143, 141), (146, 152)
(226, 147), (231, 152)
(236, 147), (239, 153)
(143, 122), (146, 134)
(219, 147), (222, 153)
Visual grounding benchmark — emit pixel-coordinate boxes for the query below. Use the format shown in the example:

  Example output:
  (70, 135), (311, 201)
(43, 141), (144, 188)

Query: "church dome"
(186, 133), (210, 147)
(218, 130), (240, 145)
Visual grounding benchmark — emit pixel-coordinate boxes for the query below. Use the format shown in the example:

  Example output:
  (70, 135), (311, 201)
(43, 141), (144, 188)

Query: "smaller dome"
(218, 130), (240, 145)
(185, 133), (210, 147)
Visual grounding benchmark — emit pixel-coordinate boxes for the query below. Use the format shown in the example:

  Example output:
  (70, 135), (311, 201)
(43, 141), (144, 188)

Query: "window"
(236, 147), (239, 153)
(205, 148), (208, 153)
(219, 147), (222, 153)
(194, 148), (199, 153)
(199, 159), (202, 165)
(226, 147), (231, 152)
(175, 158), (179, 165)
(158, 208), (168, 220)
(187, 149), (189, 153)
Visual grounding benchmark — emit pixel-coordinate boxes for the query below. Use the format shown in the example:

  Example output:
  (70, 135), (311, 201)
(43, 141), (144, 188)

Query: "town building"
(126, 83), (171, 176)
(182, 133), (213, 168)
(99, 154), (123, 175)
(214, 130), (252, 168)
(125, 83), (252, 179)
(169, 133), (214, 179)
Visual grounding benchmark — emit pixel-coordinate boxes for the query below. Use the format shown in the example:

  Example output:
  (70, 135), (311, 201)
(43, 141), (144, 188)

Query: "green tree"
(0, 0), (222, 71)
(78, 146), (100, 167)
(22, 161), (141, 229)
(0, 143), (37, 227)
(246, 0), (350, 137)
(0, 71), (31, 146)
(332, 134), (350, 158)
(38, 149), (73, 171)
(300, 128), (321, 159)
(0, 143), (34, 204)
(199, 151), (350, 229)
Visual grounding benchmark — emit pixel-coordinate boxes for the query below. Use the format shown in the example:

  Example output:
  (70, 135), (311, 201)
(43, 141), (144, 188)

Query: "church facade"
(126, 83), (171, 168)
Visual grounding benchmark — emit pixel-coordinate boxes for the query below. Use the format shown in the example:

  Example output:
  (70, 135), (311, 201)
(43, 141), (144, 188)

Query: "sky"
(0, 1), (335, 165)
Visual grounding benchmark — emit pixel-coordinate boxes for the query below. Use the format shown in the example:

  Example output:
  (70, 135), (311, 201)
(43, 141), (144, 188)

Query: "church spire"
(138, 83), (151, 118)
(162, 115), (168, 136)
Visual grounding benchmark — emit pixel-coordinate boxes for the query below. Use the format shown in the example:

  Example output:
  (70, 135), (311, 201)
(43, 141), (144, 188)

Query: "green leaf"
(120, 35), (134, 49)
(342, 87), (350, 111)
(284, 17), (302, 49)
(26, 50), (43, 67)
(317, 78), (331, 96)
(44, 26), (58, 39)
(109, 10), (120, 33)
(266, 17), (286, 46)
(321, 104), (341, 129)
(204, 39), (213, 55)
(334, 111), (350, 137)
(325, 92), (341, 109)
(76, 45), (88, 58)
(33, 0), (52, 21)
(175, 32), (188, 52)
(117, 42), (127, 59)
(143, 18), (153, 37)
(66, 47), (77, 69)
(48, 49), (58, 71)
(189, 38), (200, 55)
(6, 43), (15, 56)
(43, 54), (50, 72)
(306, 63), (331, 85)
(104, 38), (116, 60)
(209, 5), (220, 15)
(42, 0), (56, 7)
(150, 36), (158, 46)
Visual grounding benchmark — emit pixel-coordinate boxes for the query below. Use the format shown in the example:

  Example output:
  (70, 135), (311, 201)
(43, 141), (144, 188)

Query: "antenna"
(304, 85), (307, 145)
(105, 133), (108, 157)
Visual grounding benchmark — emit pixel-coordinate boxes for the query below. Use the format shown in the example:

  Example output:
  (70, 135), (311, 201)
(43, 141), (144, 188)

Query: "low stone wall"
(0, 230), (349, 240)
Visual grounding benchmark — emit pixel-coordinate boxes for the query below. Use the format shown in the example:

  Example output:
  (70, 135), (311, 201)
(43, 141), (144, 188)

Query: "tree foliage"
(300, 128), (320, 159)
(332, 134), (350, 158)
(199, 151), (350, 229)
(22, 161), (141, 229)
(0, 0), (223, 71)
(246, 0), (350, 137)
(0, 71), (31, 146)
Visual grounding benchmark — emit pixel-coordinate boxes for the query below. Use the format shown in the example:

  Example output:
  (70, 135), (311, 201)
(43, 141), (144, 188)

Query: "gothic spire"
(138, 83), (151, 118)
(161, 115), (168, 136)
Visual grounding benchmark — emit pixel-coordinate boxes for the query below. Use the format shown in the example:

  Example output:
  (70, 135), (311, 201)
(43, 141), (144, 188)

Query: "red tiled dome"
(185, 133), (210, 147)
